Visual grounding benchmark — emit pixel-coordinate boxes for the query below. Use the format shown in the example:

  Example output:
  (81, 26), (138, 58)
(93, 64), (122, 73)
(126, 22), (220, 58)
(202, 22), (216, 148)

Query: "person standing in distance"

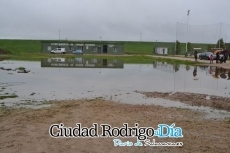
(210, 54), (213, 64)
(216, 52), (220, 63)
(194, 50), (198, 62)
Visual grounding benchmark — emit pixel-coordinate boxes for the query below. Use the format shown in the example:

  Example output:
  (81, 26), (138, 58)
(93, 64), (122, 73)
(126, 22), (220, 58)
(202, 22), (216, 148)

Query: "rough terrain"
(0, 99), (230, 153)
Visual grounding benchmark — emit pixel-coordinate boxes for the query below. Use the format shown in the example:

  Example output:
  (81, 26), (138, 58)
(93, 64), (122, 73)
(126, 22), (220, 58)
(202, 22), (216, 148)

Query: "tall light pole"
(202, 25), (204, 43)
(186, 10), (190, 55)
(175, 22), (178, 55)
(59, 30), (60, 41)
(219, 23), (222, 49)
(140, 32), (142, 42)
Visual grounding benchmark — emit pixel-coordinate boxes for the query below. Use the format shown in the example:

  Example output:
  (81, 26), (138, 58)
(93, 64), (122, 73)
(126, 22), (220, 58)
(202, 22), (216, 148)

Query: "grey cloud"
(0, 0), (230, 43)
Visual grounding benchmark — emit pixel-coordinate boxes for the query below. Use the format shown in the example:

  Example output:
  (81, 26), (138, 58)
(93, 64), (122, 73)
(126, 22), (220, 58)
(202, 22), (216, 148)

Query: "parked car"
(50, 48), (66, 54)
(199, 52), (224, 60)
(199, 52), (216, 60)
(72, 50), (83, 54)
(51, 58), (65, 62)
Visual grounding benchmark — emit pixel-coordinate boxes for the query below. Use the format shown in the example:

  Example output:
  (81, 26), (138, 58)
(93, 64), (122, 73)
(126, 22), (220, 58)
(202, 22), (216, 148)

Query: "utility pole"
(140, 32), (142, 42)
(186, 10), (190, 56)
(58, 30), (60, 47)
(155, 40), (157, 54)
(202, 25), (204, 43)
(59, 30), (60, 41)
(219, 23), (222, 49)
(175, 22), (178, 55)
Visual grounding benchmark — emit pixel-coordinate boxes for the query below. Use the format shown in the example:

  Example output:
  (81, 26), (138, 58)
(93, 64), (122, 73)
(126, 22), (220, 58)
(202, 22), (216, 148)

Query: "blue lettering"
(173, 127), (183, 138)
(158, 124), (171, 138)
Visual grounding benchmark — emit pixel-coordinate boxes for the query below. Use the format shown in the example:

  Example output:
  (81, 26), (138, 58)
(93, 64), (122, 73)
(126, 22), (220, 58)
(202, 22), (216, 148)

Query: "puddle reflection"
(153, 61), (230, 80)
(0, 59), (230, 119)
(41, 57), (124, 68)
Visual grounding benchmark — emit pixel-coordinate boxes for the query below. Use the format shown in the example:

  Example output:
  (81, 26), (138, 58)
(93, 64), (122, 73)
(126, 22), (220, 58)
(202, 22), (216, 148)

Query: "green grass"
(124, 41), (156, 54)
(0, 95), (18, 100)
(0, 39), (214, 55)
(0, 39), (41, 54)
(17, 67), (26, 70)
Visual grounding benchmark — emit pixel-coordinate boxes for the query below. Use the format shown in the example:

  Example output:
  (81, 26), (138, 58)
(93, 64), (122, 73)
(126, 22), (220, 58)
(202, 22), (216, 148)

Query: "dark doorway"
(103, 59), (107, 66)
(69, 46), (73, 51)
(98, 46), (101, 54)
(103, 45), (107, 53)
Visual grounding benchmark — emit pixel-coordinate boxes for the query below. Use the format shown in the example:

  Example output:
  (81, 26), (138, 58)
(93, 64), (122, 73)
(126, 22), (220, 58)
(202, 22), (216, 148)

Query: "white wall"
(155, 47), (168, 55)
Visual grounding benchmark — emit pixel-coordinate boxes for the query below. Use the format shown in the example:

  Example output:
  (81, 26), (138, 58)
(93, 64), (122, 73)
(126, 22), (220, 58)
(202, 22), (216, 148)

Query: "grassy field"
(0, 39), (213, 55)
(0, 39), (214, 65)
(0, 39), (41, 54)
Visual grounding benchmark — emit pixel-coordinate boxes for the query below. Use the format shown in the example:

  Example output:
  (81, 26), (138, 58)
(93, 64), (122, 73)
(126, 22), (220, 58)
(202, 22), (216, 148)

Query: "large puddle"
(0, 58), (230, 119)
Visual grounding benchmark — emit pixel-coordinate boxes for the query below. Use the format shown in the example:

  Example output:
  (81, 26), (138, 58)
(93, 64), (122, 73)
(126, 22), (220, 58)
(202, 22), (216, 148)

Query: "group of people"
(194, 50), (229, 64)
(215, 51), (229, 64)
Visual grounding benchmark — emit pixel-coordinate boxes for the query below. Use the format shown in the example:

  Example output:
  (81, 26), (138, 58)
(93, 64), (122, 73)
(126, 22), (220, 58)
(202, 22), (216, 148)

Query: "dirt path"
(0, 99), (230, 153)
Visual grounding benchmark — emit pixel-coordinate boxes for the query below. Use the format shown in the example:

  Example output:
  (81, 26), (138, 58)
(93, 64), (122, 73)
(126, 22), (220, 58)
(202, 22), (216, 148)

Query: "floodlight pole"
(59, 30), (60, 41)
(186, 10), (190, 54)
(219, 23), (222, 49)
(202, 25), (204, 43)
(225, 35), (228, 49)
(140, 32), (142, 42)
(175, 22), (178, 55)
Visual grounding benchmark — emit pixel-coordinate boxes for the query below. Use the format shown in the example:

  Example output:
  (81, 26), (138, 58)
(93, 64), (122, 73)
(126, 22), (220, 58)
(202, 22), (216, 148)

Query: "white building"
(155, 47), (168, 55)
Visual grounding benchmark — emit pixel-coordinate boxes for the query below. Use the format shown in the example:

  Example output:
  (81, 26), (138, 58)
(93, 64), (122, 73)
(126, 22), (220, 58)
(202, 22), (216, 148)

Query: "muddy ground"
(0, 98), (230, 153)
(139, 91), (230, 111)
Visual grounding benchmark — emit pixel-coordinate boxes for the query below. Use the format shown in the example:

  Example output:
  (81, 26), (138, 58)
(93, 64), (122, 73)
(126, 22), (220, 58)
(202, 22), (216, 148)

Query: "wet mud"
(139, 91), (230, 111)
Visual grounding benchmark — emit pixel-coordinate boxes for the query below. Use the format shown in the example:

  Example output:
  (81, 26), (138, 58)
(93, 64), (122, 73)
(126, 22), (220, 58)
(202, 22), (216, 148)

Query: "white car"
(51, 58), (65, 62)
(50, 48), (66, 54)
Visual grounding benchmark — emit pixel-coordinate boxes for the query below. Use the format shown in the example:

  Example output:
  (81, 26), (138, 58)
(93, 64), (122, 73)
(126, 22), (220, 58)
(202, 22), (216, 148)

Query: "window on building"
(47, 46), (51, 51)
(77, 46), (83, 51)
(113, 47), (117, 52)
(92, 47), (97, 52)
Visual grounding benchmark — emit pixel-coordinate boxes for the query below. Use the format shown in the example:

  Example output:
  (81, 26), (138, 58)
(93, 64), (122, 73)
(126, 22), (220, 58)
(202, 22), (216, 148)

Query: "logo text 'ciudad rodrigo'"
(49, 123), (183, 140)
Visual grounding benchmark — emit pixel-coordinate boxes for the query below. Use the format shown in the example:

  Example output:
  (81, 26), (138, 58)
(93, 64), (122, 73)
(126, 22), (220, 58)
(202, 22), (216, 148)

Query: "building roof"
(41, 40), (124, 45)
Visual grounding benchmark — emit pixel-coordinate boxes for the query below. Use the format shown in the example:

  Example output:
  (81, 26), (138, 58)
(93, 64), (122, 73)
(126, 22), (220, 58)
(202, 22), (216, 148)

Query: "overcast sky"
(0, 0), (230, 43)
